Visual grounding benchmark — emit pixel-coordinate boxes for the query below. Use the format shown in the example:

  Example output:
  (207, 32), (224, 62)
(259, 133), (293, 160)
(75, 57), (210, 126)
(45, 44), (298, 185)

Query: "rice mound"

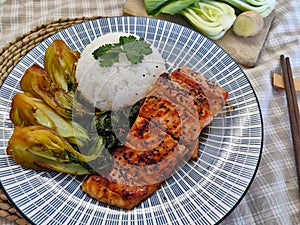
(75, 32), (166, 110)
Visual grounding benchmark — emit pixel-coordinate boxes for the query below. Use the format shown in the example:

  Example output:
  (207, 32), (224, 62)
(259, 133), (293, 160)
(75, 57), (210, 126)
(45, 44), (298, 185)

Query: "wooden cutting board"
(123, 0), (275, 68)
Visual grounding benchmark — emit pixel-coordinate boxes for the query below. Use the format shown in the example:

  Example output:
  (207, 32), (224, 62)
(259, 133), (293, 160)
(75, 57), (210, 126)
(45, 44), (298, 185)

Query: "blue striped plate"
(0, 16), (263, 225)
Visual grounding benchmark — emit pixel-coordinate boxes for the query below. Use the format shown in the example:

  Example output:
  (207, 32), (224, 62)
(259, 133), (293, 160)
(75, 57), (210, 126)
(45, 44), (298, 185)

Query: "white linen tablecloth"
(0, 0), (299, 224)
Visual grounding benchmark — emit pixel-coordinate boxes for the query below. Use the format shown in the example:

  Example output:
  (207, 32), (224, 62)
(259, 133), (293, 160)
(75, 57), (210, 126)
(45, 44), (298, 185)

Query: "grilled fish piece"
(148, 72), (212, 131)
(137, 95), (199, 141)
(83, 173), (161, 210)
(170, 66), (228, 115)
(82, 118), (188, 209)
(82, 67), (228, 209)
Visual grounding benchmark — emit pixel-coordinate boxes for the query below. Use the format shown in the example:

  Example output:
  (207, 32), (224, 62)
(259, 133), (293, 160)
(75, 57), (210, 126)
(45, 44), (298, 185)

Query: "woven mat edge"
(0, 15), (103, 225)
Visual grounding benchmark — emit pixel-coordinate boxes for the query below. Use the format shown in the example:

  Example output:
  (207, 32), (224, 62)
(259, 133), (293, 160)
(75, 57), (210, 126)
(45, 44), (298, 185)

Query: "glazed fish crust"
(82, 66), (228, 209)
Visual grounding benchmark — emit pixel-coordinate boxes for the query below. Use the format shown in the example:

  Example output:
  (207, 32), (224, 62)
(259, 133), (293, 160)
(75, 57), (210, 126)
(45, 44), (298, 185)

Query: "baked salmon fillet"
(82, 66), (228, 209)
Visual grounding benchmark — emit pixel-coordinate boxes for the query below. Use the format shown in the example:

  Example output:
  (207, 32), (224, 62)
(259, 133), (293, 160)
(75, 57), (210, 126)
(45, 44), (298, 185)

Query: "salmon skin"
(82, 66), (228, 209)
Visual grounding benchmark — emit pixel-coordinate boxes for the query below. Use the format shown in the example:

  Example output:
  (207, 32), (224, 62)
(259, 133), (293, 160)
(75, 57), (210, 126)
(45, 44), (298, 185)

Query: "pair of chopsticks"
(280, 55), (300, 192)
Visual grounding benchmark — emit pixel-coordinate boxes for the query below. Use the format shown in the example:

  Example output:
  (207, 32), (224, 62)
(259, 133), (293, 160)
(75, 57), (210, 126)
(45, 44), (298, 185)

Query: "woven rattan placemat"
(0, 16), (101, 225)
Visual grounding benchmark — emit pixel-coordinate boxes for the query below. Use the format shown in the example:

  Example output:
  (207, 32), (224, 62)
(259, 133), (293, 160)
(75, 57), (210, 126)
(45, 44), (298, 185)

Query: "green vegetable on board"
(144, 0), (236, 40)
(143, 0), (275, 40)
(92, 35), (153, 67)
(179, 0), (237, 40)
(144, 0), (198, 16)
(217, 0), (276, 18)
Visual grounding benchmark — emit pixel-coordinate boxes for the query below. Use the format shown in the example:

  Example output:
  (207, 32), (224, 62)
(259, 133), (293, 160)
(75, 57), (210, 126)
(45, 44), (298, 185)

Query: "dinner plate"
(0, 16), (263, 225)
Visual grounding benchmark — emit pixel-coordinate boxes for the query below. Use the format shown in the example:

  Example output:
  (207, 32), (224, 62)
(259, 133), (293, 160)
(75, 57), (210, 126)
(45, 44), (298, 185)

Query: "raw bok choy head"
(218, 0), (276, 18)
(179, 1), (237, 40)
(144, 0), (199, 16)
(144, 0), (236, 40)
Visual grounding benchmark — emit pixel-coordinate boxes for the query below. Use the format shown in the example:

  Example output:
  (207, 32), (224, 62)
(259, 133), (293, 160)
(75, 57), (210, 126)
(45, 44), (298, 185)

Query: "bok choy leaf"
(145, 0), (198, 16)
(217, 0), (276, 17)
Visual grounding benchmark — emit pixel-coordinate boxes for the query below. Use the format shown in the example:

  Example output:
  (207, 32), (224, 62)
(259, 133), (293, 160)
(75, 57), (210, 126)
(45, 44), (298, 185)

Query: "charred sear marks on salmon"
(82, 66), (228, 209)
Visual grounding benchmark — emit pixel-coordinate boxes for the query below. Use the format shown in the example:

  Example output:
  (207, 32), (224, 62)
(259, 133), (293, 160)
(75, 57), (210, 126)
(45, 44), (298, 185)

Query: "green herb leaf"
(92, 43), (113, 59)
(92, 35), (153, 67)
(120, 36), (153, 64)
(92, 44), (121, 67)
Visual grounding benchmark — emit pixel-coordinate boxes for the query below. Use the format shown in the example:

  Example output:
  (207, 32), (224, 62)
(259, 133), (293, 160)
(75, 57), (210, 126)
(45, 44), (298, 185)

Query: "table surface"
(0, 1), (299, 224)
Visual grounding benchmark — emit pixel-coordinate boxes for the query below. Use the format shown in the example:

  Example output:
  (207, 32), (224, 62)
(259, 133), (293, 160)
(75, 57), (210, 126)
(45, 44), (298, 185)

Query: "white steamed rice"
(75, 32), (166, 110)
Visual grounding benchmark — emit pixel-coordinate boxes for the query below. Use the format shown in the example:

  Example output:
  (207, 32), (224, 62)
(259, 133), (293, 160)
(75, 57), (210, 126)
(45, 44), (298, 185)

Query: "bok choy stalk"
(178, 0), (236, 40)
(44, 40), (80, 93)
(217, 0), (276, 17)
(20, 64), (90, 121)
(6, 125), (112, 175)
(10, 92), (89, 147)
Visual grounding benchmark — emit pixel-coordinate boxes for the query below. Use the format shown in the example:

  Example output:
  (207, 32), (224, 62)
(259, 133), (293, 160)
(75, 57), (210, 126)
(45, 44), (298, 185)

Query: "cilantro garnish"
(92, 35), (153, 67)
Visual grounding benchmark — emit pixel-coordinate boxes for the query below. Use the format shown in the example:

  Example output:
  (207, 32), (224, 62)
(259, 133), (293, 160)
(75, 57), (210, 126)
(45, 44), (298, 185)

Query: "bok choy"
(144, 0), (198, 16)
(144, 0), (236, 40)
(6, 125), (112, 175)
(10, 92), (89, 147)
(217, 0), (276, 17)
(144, 0), (275, 40)
(20, 64), (90, 121)
(44, 40), (80, 93)
(179, 1), (237, 40)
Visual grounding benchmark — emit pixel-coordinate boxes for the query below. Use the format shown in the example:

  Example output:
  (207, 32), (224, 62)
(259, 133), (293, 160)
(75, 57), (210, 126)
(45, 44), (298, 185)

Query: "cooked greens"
(93, 98), (144, 153)
(10, 92), (90, 148)
(44, 40), (80, 92)
(6, 126), (112, 175)
(8, 37), (145, 175)
(20, 64), (90, 120)
(8, 39), (124, 175)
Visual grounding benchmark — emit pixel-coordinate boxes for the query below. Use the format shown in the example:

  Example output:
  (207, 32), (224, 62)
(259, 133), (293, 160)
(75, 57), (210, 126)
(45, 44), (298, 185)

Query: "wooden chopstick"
(280, 55), (300, 192)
